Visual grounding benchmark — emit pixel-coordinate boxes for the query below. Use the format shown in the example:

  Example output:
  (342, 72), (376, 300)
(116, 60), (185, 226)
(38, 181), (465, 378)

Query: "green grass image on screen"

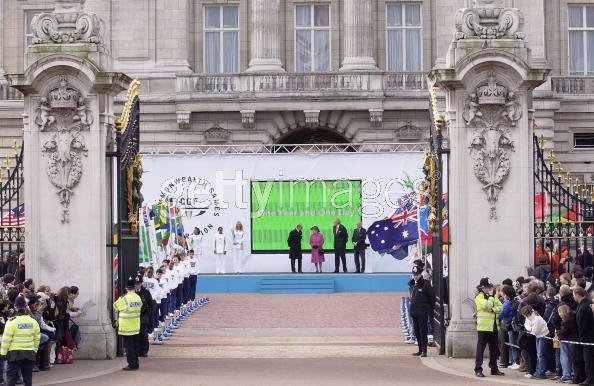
(250, 180), (362, 252)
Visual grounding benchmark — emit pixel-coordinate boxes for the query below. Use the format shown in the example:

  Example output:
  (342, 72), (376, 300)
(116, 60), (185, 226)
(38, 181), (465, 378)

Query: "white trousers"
(232, 248), (243, 273)
(215, 253), (226, 274)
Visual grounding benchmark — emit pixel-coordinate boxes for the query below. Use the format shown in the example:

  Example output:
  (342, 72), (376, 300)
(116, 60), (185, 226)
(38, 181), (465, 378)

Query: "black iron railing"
(533, 136), (594, 266)
(0, 145), (24, 255)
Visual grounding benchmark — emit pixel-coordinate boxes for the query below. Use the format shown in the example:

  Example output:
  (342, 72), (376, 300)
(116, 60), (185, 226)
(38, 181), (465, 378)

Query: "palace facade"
(0, 0), (592, 186)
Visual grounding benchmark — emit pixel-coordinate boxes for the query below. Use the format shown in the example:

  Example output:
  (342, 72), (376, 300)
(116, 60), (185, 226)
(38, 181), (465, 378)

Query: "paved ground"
(33, 293), (537, 386)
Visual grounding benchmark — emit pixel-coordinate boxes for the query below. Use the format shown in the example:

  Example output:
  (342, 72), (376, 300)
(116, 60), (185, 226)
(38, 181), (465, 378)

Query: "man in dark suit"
(574, 287), (594, 384)
(333, 219), (348, 273)
(287, 224), (303, 273)
(352, 221), (367, 273)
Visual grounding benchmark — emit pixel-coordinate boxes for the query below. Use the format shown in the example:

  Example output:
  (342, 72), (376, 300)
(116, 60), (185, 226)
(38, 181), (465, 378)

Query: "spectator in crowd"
(27, 293), (54, 371)
(23, 279), (35, 294)
(542, 286), (557, 375)
(552, 284), (578, 382)
(573, 287), (594, 384)
(2, 274), (15, 290)
(15, 254), (25, 284)
(533, 255), (551, 283)
(474, 277), (504, 378)
(54, 286), (71, 355)
(576, 248), (593, 271)
(498, 285), (519, 369)
(521, 305), (549, 379)
(515, 276), (525, 296)
(557, 304), (582, 383)
(67, 286), (81, 318)
(0, 252), (8, 277)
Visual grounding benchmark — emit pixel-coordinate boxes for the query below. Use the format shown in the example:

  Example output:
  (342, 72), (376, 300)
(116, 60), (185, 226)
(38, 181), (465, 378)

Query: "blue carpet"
(196, 273), (410, 293)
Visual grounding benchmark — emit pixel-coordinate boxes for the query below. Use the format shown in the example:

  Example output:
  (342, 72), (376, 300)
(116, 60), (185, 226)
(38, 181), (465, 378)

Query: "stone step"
(258, 277), (335, 294)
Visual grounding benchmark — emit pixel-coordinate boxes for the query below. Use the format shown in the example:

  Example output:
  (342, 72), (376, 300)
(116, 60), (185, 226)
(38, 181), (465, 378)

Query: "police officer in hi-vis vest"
(114, 277), (143, 371)
(1, 295), (40, 386)
(474, 277), (505, 378)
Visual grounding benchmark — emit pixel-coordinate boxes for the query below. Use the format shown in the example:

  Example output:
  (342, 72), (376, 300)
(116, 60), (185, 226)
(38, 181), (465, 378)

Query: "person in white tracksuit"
(188, 227), (203, 256)
(214, 227), (227, 274)
(231, 222), (245, 274)
(187, 250), (199, 302)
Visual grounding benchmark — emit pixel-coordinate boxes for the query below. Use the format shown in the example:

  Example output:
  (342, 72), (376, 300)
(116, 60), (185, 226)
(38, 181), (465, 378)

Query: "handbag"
(63, 329), (76, 350)
(56, 345), (74, 364)
(318, 248), (324, 257)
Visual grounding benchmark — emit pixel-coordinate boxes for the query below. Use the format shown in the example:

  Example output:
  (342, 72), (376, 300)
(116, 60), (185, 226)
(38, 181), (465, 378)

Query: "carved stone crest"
(204, 124), (230, 143)
(455, 3), (524, 40)
(463, 73), (522, 219)
(36, 76), (92, 223)
(396, 121), (423, 140)
(30, 1), (103, 45)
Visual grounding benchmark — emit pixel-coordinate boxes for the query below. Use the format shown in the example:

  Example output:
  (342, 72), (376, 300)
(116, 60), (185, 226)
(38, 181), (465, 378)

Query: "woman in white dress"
(231, 221), (245, 274)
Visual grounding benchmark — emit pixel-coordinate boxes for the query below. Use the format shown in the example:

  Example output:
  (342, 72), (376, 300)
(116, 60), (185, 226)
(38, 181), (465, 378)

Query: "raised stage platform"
(196, 273), (409, 294)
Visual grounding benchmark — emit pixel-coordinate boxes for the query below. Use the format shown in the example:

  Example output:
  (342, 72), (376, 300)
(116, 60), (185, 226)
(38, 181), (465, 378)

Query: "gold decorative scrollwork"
(126, 154), (143, 235)
(116, 78), (140, 134)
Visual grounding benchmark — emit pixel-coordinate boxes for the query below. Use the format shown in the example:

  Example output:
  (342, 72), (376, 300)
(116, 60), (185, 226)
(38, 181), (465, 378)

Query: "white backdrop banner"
(141, 152), (424, 273)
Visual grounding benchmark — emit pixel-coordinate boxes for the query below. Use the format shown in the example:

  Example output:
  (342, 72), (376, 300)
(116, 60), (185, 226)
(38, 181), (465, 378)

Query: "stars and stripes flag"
(367, 193), (419, 260)
(1, 204), (24, 226)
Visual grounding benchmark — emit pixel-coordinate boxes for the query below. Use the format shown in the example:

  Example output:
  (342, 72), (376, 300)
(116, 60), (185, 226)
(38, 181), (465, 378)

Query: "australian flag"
(367, 193), (419, 260)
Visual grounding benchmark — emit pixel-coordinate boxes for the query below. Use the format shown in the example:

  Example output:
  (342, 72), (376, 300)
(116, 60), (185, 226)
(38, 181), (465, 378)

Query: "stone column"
(0, 2), (4, 78)
(430, 2), (549, 357)
(340, 0), (377, 71)
(8, 0), (130, 359)
(246, 0), (284, 73)
(155, 0), (192, 73)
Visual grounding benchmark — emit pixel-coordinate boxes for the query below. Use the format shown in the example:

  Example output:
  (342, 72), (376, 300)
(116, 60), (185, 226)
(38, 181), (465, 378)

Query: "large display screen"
(250, 180), (362, 252)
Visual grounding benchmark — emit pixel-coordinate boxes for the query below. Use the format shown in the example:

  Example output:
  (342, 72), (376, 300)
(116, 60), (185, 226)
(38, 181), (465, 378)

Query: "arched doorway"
(276, 128), (350, 144)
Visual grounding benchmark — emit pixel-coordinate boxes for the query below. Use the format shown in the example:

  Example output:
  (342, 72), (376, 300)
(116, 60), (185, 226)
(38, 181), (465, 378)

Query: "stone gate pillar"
(7, 0), (130, 359)
(430, 0), (549, 357)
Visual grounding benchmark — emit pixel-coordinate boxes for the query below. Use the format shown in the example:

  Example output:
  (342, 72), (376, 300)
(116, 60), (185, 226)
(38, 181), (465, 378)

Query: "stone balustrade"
(176, 72), (427, 96)
(0, 83), (23, 101)
(551, 76), (594, 94)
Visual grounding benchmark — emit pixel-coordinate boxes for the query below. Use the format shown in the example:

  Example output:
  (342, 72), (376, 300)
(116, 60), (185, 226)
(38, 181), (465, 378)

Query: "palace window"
(204, 5), (239, 74)
(574, 132), (594, 149)
(386, 3), (422, 71)
(568, 5), (594, 75)
(295, 4), (331, 72)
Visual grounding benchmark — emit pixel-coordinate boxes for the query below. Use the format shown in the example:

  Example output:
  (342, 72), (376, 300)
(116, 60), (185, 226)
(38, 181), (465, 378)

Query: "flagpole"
(168, 199), (175, 257)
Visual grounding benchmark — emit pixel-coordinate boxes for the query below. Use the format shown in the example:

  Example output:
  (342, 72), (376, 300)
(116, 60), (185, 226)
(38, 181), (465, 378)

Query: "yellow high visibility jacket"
(475, 293), (502, 332)
(113, 291), (142, 336)
(0, 314), (40, 355)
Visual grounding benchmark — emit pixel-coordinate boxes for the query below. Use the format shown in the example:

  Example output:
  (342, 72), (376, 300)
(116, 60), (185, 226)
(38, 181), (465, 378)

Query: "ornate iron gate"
(0, 144), (24, 255)
(533, 136), (594, 270)
(113, 80), (142, 296)
(427, 82), (449, 355)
